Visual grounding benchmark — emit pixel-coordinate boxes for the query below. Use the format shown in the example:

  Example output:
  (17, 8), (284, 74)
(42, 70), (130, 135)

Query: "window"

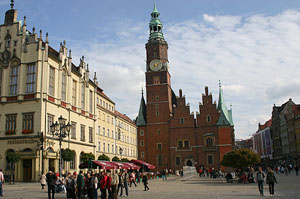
(156, 96), (159, 101)
(157, 143), (162, 150)
(206, 137), (213, 147)
(157, 130), (161, 135)
(103, 143), (105, 152)
(80, 125), (85, 141)
(70, 157), (75, 169)
(140, 140), (144, 146)
(153, 76), (160, 84)
(22, 113), (34, 133)
(112, 144), (114, 153)
(89, 90), (93, 113)
(141, 151), (145, 158)
(207, 115), (211, 122)
(14, 40), (17, 47)
(47, 114), (54, 134)
(71, 122), (76, 139)
(108, 144), (110, 153)
(157, 154), (163, 167)
(98, 141), (101, 152)
(178, 140), (183, 148)
(107, 129), (110, 137)
(72, 80), (77, 106)
(98, 126), (101, 135)
(61, 70), (66, 101)
(103, 127), (105, 136)
(9, 65), (19, 95)
(0, 68), (2, 96)
(155, 104), (159, 109)
(5, 114), (17, 134)
(81, 83), (85, 109)
(156, 110), (159, 116)
(49, 66), (55, 96)
(207, 155), (213, 165)
(112, 130), (114, 139)
(89, 127), (93, 143)
(175, 156), (181, 166)
(184, 140), (190, 148)
(5, 35), (10, 48)
(180, 117), (184, 124)
(26, 64), (36, 93)
(107, 115), (109, 123)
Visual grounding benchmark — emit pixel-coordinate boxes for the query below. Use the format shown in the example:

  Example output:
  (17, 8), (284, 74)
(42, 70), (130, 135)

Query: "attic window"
(180, 117), (184, 124)
(207, 115), (211, 122)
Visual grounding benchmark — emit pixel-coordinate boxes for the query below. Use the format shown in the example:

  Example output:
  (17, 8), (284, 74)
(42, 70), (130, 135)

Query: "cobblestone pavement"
(2, 172), (300, 199)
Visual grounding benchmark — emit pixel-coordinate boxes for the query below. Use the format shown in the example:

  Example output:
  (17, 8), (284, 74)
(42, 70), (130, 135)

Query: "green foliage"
(80, 152), (95, 163)
(98, 154), (110, 161)
(221, 148), (261, 169)
(121, 158), (129, 162)
(112, 156), (121, 162)
(62, 149), (75, 162)
(6, 151), (21, 163)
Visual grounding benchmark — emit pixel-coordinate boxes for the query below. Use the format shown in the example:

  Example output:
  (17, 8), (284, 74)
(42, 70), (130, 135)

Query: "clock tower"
(143, 2), (173, 168)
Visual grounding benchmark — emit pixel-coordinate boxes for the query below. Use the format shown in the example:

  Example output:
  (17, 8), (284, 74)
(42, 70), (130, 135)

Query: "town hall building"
(136, 3), (235, 171)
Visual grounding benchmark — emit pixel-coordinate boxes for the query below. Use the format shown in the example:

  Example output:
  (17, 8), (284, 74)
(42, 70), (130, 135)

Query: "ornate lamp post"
(119, 147), (123, 161)
(50, 115), (71, 177)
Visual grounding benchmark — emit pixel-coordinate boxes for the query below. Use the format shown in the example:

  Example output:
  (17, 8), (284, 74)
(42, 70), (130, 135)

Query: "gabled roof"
(217, 82), (234, 126)
(259, 119), (272, 131)
(115, 110), (136, 125)
(136, 93), (147, 126)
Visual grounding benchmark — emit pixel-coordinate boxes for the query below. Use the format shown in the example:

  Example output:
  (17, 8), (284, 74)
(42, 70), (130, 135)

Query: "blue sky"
(1, 0), (300, 139)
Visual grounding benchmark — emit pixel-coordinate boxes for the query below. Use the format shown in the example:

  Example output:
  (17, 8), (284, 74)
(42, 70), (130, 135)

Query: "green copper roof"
(149, 1), (164, 40)
(217, 82), (234, 126)
(136, 92), (147, 126)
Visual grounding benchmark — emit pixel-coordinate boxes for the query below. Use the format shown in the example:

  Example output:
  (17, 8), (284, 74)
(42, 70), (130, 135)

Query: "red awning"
(130, 159), (155, 170)
(110, 162), (131, 170)
(92, 161), (118, 170)
(123, 162), (141, 170)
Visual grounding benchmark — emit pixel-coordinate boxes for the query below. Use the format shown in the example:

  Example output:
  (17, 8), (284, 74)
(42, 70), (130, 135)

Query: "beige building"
(0, 4), (137, 182)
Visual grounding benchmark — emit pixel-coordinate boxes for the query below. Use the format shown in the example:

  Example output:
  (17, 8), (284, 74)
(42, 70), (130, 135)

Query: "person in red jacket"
(100, 172), (107, 199)
(106, 171), (112, 199)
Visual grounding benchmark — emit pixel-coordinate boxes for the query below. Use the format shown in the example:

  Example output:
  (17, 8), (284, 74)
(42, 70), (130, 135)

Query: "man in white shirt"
(0, 168), (5, 197)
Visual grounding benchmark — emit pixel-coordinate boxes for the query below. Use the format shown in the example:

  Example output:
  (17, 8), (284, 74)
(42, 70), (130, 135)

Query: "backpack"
(257, 172), (265, 182)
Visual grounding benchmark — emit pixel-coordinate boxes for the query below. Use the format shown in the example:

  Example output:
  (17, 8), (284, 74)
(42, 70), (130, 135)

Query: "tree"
(112, 156), (121, 162)
(6, 151), (21, 184)
(62, 149), (75, 162)
(221, 148), (261, 169)
(121, 158), (129, 162)
(98, 154), (110, 161)
(80, 152), (95, 163)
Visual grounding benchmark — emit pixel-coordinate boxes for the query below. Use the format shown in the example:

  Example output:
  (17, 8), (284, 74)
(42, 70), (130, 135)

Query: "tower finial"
(10, 0), (14, 9)
(219, 80), (221, 88)
(141, 86), (144, 96)
(153, 0), (158, 12)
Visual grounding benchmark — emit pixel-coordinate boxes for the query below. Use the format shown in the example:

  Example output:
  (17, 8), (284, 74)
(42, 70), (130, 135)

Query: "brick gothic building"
(136, 4), (235, 171)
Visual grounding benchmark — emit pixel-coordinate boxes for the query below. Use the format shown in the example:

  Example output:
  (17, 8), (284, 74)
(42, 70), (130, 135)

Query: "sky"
(1, 0), (300, 139)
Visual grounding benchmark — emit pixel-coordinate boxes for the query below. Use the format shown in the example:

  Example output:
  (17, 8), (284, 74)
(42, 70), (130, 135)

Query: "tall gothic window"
(72, 80), (77, 106)
(61, 70), (66, 101)
(89, 127), (93, 143)
(49, 66), (55, 96)
(81, 83), (85, 109)
(26, 64), (36, 93)
(89, 90), (93, 113)
(0, 68), (2, 96)
(9, 65), (19, 95)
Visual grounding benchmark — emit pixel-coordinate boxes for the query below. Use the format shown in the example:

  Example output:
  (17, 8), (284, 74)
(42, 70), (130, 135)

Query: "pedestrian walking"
(142, 173), (149, 191)
(136, 171), (141, 184)
(106, 171), (112, 199)
(266, 167), (278, 196)
(46, 171), (56, 199)
(66, 172), (76, 199)
(162, 169), (167, 181)
(123, 170), (129, 197)
(100, 172), (107, 199)
(284, 166), (288, 176)
(295, 165), (299, 176)
(86, 172), (95, 199)
(40, 173), (46, 189)
(76, 170), (85, 199)
(129, 171), (137, 187)
(0, 169), (5, 197)
(110, 170), (119, 199)
(256, 167), (265, 196)
(118, 171), (124, 197)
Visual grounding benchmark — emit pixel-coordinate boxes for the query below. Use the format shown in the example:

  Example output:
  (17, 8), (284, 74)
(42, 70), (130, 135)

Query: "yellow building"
(0, 3), (137, 182)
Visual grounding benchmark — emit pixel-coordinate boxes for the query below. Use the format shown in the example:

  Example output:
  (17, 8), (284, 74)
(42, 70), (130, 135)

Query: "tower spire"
(149, 1), (164, 40)
(10, 0), (14, 9)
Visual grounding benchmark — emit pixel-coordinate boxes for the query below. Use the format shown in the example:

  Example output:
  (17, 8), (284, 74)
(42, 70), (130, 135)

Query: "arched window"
(207, 115), (211, 122)
(141, 151), (144, 158)
(140, 130), (144, 136)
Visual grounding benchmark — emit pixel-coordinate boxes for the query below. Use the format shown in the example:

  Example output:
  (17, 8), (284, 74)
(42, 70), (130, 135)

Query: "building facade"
(136, 4), (235, 171)
(0, 3), (137, 182)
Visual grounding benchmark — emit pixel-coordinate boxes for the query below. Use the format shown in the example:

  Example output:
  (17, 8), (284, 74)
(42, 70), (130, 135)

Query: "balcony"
(203, 146), (217, 152)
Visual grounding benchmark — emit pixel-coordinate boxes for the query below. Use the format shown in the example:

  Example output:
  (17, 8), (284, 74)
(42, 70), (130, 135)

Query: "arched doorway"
(187, 160), (193, 166)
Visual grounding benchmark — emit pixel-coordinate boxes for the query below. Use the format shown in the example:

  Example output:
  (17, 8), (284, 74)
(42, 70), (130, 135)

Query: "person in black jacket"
(142, 173), (149, 191)
(46, 171), (57, 199)
(266, 167), (278, 196)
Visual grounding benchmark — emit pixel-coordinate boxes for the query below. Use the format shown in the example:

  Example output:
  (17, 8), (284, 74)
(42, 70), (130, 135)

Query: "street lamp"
(50, 115), (71, 178)
(119, 147), (123, 160)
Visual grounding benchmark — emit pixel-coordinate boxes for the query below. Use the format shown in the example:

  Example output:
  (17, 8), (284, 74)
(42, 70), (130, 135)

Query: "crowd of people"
(43, 169), (150, 199)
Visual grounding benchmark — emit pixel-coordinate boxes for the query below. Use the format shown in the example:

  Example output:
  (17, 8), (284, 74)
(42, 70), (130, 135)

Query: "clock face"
(149, 59), (162, 72)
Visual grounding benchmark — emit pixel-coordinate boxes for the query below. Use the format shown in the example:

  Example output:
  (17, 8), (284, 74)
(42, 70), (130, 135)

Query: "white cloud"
(69, 9), (300, 139)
